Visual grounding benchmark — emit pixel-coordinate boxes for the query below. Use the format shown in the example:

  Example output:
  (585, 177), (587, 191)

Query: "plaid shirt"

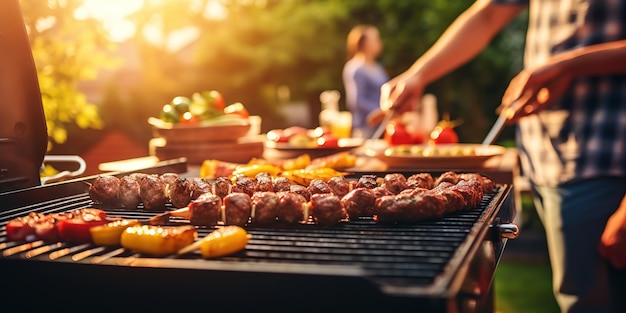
(494, 0), (626, 186)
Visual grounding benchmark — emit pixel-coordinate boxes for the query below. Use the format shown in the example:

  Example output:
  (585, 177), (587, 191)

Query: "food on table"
(266, 126), (341, 148)
(120, 225), (197, 256)
(384, 120), (426, 146)
(178, 225), (249, 258)
(384, 144), (477, 157)
(90, 219), (140, 246)
(429, 114), (461, 144)
(157, 90), (250, 126)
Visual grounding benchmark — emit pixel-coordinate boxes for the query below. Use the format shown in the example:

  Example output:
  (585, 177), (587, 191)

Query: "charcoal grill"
(0, 163), (517, 312)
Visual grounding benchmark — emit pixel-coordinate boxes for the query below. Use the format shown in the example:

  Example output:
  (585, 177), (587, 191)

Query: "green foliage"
(20, 0), (119, 150)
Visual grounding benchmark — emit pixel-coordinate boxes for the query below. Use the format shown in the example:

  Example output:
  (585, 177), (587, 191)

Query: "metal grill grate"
(1, 186), (505, 288)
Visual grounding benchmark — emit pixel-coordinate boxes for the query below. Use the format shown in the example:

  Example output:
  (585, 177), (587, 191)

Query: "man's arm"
(381, 0), (526, 111)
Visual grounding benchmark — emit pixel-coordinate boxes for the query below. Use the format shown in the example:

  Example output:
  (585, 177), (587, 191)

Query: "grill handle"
(497, 223), (520, 239)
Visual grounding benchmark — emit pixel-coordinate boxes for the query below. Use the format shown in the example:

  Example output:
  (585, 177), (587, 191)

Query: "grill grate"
(1, 186), (505, 289)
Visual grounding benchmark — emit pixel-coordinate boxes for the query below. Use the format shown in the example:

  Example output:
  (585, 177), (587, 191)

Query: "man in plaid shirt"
(380, 0), (626, 312)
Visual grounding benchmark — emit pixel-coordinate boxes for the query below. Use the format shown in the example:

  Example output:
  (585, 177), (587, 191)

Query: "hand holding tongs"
(481, 100), (520, 147)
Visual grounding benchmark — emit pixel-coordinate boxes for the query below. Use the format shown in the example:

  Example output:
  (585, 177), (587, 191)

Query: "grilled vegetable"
(178, 225), (249, 258)
(120, 225), (197, 256)
(231, 164), (281, 180)
(90, 219), (140, 246)
(280, 168), (348, 186)
(56, 208), (109, 244)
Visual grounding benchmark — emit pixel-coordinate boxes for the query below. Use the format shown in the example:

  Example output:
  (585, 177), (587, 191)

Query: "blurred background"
(21, 1), (556, 311)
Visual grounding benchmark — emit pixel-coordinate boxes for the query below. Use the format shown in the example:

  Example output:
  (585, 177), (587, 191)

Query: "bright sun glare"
(74, 0), (226, 50)
(74, 0), (144, 42)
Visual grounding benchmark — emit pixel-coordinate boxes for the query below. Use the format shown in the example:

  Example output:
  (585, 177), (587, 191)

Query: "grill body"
(0, 168), (514, 312)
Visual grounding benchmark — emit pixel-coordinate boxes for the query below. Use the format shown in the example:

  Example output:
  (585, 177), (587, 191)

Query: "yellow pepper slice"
(121, 225), (197, 256)
(178, 226), (249, 258)
(90, 219), (140, 246)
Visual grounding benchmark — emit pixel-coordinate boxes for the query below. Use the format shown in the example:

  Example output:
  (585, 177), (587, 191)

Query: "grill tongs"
(481, 100), (520, 146)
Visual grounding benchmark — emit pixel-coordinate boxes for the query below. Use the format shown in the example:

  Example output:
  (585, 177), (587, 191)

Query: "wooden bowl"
(149, 117), (251, 143)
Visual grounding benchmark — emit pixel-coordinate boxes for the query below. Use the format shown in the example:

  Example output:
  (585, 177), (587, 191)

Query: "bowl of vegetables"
(149, 90), (252, 143)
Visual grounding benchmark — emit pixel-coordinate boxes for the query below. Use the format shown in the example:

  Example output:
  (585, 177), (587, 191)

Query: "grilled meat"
(190, 177), (212, 200)
(118, 173), (145, 209)
(89, 175), (121, 206)
(276, 191), (308, 224)
(189, 193), (222, 227)
(307, 179), (332, 196)
(327, 176), (351, 199)
(170, 177), (193, 209)
(139, 175), (168, 210)
(407, 173), (434, 189)
(272, 176), (292, 192)
(310, 193), (347, 226)
(231, 176), (255, 197)
(214, 176), (232, 200)
(251, 191), (279, 224)
(383, 173), (408, 194)
(223, 192), (252, 226)
(290, 184), (311, 201)
(355, 174), (378, 189)
(341, 187), (377, 220)
(254, 172), (274, 193)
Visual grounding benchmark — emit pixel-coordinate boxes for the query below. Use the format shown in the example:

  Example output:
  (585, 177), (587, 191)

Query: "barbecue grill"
(0, 1), (518, 312)
(0, 162), (517, 312)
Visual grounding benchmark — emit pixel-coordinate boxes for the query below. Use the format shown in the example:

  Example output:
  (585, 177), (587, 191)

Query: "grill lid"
(0, 0), (48, 192)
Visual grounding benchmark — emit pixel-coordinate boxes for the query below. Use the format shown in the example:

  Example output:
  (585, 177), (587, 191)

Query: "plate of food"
(264, 126), (364, 158)
(375, 143), (506, 169)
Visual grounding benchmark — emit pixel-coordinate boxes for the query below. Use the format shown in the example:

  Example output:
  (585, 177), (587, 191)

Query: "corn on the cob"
(121, 225), (197, 256)
(90, 219), (140, 246)
(178, 225), (249, 258)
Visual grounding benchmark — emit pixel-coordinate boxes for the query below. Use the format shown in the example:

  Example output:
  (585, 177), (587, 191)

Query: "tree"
(19, 0), (119, 150)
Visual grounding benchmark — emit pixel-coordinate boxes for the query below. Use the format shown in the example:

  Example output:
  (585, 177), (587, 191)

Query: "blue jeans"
(532, 176), (626, 313)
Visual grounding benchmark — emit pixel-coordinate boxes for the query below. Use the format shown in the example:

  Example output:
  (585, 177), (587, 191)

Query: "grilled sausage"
(375, 192), (446, 223)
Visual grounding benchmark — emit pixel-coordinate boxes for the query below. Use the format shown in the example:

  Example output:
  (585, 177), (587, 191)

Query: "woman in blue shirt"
(342, 25), (389, 138)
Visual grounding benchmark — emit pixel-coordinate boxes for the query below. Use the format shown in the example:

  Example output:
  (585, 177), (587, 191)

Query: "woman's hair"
(346, 24), (377, 60)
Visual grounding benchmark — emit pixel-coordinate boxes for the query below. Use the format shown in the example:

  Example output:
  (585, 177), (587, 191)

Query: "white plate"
(375, 144), (506, 169)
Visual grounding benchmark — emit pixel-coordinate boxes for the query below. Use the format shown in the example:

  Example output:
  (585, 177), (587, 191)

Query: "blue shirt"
(494, 0), (626, 186)
(343, 58), (389, 138)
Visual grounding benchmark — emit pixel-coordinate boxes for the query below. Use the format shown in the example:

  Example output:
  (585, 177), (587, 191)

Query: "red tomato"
(223, 102), (250, 118)
(430, 125), (459, 144)
(385, 122), (416, 146)
(57, 208), (109, 244)
(205, 90), (225, 110)
(180, 111), (200, 124)
(316, 134), (339, 148)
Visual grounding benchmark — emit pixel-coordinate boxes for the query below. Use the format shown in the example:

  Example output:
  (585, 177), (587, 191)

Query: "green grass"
(494, 260), (560, 313)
